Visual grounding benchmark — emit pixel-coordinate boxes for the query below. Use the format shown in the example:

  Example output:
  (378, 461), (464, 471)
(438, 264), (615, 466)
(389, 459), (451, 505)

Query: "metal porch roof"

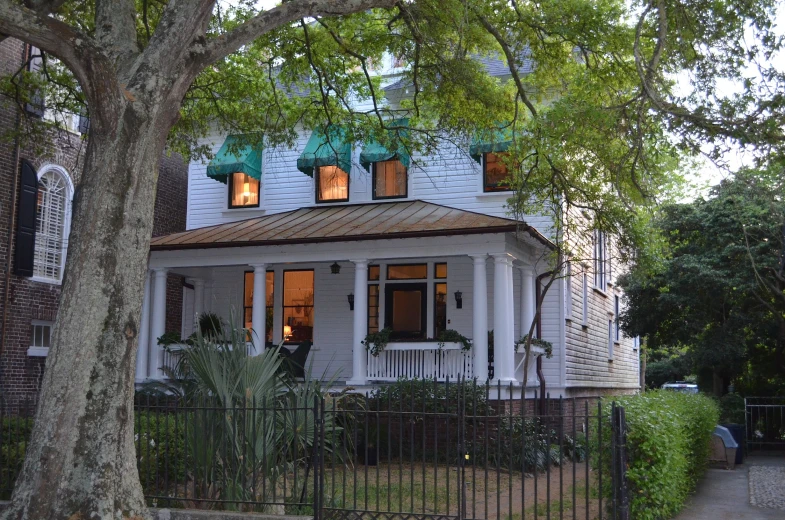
(150, 200), (552, 251)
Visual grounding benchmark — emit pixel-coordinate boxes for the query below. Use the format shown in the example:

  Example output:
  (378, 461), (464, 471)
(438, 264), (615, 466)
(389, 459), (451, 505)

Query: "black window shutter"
(14, 160), (38, 277)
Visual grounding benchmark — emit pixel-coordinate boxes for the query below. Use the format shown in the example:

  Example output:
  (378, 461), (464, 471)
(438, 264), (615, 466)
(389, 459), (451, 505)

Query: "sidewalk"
(673, 455), (785, 520)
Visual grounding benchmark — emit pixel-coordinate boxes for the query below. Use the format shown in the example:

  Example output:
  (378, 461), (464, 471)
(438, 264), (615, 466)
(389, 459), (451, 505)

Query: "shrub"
(595, 391), (719, 520)
(0, 417), (33, 499)
(135, 411), (189, 497)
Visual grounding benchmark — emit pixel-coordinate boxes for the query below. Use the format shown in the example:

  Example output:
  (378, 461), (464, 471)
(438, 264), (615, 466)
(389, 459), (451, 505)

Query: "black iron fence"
(0, 381), (630, 520)
(745, 397), (785, 452)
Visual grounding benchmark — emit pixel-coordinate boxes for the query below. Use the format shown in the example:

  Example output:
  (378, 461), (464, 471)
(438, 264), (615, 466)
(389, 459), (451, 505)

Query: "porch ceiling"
(151, 200), (552, 251)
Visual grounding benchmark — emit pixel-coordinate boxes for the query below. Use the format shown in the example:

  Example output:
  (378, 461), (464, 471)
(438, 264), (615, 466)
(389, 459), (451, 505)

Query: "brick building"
(0, 38), (188, 408)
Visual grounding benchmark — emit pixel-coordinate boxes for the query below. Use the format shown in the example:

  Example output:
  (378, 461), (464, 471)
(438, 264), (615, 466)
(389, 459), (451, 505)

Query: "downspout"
(536, 271), (551, 415)
(0, 42), (28, 360)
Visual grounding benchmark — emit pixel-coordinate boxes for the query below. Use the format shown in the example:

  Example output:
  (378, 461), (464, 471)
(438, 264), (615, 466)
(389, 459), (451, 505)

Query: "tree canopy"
(621, 161), (785, 395)
(0, 0), (784, 517)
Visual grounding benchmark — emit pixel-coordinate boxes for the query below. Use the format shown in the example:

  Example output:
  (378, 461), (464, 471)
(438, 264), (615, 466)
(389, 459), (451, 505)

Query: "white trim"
(385, 341), (463, 351)
(27, 346), (49, 357)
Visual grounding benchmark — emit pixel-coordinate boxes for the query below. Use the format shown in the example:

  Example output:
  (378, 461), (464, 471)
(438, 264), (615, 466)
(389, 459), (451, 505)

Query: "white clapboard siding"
(186, 130), (552, 233)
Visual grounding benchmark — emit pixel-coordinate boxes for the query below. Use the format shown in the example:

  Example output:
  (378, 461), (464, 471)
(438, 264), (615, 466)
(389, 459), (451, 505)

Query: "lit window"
(435, 263), (447, 279)
(282, 270), (314, 342)
(373, 160), (407, 199)
(368, 284), (380, 333)
(483, 152), (511, 192)
(34, 168), (71, 282)
(368, 265), (380, 281)
(434, 282), (447, 337)
(316, 166), (349, 203)
(229, 172), (260, 208)
(387, 264), (427, 280)
(243, 271), (274, 344)
(385, 283), (426, 340)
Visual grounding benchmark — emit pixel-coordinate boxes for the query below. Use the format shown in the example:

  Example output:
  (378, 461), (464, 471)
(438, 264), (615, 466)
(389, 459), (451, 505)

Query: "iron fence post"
(611, 404), (630, 520)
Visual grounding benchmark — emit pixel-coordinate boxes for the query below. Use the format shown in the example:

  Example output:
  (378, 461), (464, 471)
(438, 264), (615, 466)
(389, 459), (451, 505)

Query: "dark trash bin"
(721, 423), (744, 465)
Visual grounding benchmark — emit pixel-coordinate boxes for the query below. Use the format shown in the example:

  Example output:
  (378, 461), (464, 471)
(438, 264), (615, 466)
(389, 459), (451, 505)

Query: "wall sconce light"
(454, 290), (463, 309)
(330, 262), (341, 274)
(347, 293), (355, 311)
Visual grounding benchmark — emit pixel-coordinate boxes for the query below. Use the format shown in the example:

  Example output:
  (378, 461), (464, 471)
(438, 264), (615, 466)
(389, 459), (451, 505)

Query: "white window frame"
(28, 319), (54, 357)
(614, 295), (620, 342)
(564, 262), (572, 320)
(593, 230), (607, 291)
(581, 270), (588, 327)
(32, 164), (74, 285)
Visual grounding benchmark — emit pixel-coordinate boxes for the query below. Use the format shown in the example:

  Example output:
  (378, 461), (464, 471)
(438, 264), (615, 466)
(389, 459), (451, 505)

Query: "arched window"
(33, 165), (73, 283)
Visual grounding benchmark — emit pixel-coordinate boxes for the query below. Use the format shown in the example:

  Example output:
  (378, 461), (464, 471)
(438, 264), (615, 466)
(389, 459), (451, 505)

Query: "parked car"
(662, 381), (699, 394)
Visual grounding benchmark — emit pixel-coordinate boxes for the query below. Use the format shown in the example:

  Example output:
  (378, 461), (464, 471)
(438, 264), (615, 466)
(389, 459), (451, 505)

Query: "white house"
(137, 60), (640, 397)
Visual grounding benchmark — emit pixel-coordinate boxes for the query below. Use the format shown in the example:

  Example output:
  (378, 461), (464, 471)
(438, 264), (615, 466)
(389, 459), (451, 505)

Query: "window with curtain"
(373, 160), (407, 199)
(316, 166), (349, 202)
(229, 172), (260, 208)
(34, 168), (70, 282)
(483, 152), (511, 192)
(282, 270), (314, 342)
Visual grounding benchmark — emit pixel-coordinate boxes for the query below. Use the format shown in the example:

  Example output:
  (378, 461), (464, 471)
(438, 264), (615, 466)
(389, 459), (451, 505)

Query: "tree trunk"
(2, 100), (167, 519)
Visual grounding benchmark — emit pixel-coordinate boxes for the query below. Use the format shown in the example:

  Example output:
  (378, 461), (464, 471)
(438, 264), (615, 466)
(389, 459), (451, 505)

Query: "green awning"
(359, 119), (411, 172)
(297, 126), (352, 177)
(207, 134), (263, 184)
(469, 125), (515, 164)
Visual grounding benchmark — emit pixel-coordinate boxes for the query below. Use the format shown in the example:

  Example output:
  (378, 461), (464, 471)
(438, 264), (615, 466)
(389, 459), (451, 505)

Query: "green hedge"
(596, 391), (719, 520)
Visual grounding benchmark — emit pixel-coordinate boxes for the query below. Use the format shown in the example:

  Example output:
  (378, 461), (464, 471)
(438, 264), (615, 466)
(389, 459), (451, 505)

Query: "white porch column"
(520, 267), (536, 338)
(347, 259), (369, 385)
(149, 268), (168, 379)
(471, 255), (489, 382)
(493, 254), (516, 382)
(135, 271), (152, 382)
(192, 278), (205, 319)
(250, 263), (267, 354)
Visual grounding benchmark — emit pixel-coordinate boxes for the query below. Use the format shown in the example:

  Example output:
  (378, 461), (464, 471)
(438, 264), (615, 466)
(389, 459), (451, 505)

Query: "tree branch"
(475, 13), (538, 118)
(0, 0), (112, 104)
(95, 0), (140, 74)
(191, 0), (398, 69)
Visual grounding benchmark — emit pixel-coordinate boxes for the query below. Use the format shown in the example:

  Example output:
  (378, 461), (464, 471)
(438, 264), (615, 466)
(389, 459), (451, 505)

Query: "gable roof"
(150, 200), (552, 251)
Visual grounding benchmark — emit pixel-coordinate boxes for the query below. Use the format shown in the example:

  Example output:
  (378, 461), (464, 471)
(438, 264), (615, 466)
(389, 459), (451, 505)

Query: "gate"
(745, 397), (785, 452)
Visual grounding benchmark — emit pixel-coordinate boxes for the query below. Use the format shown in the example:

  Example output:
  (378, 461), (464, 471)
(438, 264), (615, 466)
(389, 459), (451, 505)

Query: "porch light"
(347, 293), (355, 311)
(330, 261), (341, 274)
(454, 290), (463, 309)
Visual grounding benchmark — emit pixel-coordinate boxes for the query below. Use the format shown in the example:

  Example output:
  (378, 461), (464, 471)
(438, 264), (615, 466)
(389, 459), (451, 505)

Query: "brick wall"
(0, 38), (188, 409)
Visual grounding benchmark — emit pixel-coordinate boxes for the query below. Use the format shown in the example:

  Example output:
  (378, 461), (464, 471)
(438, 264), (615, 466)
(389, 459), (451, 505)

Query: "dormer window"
(483, 152), (511, 192)
(229, 172), (260, 208)
(316, 165), (349, 203)
(372, 160), (407, 199)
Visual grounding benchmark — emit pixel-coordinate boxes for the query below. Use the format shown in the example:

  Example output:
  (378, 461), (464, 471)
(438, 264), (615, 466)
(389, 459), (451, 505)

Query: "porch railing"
(366, 341), (473, 382)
